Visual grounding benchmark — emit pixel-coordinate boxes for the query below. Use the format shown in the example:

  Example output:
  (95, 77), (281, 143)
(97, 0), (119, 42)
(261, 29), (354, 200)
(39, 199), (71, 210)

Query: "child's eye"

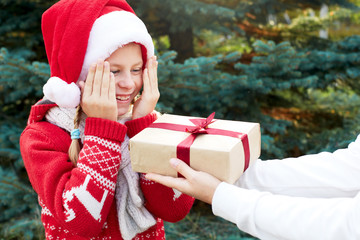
(132, 68), (142, 74)
(111, 70), (120, 75)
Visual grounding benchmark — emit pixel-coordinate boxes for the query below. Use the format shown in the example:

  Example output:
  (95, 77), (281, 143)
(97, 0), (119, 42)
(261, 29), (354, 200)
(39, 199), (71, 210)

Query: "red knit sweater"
(20, 102), (194, 240)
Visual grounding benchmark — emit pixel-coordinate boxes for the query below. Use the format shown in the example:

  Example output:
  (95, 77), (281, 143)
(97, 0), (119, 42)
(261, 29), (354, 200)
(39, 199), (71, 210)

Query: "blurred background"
(1, 0), (360, 239)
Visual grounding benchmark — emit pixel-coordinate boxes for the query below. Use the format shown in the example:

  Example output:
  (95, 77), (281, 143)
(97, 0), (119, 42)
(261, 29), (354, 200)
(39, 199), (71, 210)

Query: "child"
(19, 0), (194, 239)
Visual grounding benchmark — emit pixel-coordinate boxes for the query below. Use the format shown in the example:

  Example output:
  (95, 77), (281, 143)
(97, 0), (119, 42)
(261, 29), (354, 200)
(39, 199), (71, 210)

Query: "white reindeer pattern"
(64, 175), (108, 222)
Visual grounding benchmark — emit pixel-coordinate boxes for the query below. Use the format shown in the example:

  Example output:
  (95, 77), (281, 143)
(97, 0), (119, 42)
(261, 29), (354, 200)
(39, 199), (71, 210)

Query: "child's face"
(106, 43), (144, 117)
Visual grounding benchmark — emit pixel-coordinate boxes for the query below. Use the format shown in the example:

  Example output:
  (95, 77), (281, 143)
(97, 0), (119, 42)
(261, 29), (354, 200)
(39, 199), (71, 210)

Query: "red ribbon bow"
(185, 112), (215, 134)
(149, 112), (250, 177)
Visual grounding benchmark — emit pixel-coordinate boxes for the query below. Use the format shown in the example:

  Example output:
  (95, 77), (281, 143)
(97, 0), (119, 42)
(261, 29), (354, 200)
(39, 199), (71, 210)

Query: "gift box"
(129, 113), (261, 184)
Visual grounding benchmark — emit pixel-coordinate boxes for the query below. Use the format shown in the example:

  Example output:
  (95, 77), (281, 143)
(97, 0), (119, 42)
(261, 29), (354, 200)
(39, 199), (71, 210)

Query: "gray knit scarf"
(45, 106), (156, 240)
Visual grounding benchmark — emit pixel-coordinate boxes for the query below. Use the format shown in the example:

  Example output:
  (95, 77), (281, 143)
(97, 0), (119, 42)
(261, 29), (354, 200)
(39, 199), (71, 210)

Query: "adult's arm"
(213, 182), (360, 240)
(237, 134), (360, 198)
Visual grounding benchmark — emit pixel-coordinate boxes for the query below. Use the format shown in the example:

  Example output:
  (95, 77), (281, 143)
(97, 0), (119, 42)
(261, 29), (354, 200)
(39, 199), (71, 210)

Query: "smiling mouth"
(116, 95), (130, 102)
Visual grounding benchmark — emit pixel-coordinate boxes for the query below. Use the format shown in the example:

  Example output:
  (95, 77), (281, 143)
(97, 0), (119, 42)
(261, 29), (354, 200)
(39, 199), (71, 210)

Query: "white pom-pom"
(43, 77), (81, 108)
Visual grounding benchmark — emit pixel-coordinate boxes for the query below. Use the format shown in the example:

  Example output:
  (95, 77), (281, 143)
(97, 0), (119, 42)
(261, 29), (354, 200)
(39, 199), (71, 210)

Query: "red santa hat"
(42, 0), (154, 108)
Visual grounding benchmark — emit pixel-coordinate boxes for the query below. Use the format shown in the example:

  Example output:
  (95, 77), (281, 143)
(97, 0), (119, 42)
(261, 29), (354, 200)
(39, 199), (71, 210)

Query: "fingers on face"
(109, 72), (115, 99)
(84, 63), (96, 96)
(143, 56), (158, 92)
(101, 61), (110, 97)
(93, 59), (104, 96)
(85, 60), (114, 98)
(143, 66), (149, 83)
(149, 56), (158, 88)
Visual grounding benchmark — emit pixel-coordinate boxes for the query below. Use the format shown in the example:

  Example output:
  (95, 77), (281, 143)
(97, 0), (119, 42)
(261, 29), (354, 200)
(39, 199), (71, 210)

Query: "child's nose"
(116, 72), (135, 89)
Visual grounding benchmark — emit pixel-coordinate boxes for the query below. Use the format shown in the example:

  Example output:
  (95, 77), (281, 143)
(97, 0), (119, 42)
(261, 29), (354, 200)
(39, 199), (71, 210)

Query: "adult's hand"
(145, 158), (221, 204)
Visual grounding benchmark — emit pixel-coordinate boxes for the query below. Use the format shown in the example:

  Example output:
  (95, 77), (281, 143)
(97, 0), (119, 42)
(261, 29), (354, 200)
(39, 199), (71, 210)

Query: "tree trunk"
(168, 27), (195, 63)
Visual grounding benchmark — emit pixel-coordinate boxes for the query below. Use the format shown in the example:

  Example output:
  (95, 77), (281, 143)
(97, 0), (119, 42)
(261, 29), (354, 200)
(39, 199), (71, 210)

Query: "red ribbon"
(149, 112), (251, 177)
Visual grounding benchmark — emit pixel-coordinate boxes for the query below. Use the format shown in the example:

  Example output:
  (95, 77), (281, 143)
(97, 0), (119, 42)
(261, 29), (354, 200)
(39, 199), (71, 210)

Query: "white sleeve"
(212, 182), (360, 240)
(235, 134), (360, 198)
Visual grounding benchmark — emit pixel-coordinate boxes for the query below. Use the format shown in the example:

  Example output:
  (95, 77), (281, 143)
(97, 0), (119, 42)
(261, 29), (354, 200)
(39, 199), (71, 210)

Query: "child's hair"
(68, 105), (82, 166)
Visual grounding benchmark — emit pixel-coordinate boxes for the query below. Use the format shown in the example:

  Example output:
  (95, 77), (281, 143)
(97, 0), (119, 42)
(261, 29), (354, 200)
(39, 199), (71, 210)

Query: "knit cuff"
(85, 117), (127, 142)
(27, 102), (57, 125)
(125, 112), (158, 138)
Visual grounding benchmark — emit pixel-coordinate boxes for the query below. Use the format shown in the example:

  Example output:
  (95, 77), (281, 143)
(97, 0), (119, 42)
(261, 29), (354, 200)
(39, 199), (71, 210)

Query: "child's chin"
(117, 106), (131, 117)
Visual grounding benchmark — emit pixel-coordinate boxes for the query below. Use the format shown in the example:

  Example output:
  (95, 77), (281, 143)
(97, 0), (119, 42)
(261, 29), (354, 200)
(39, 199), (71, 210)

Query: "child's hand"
(79, 59), (117, 121)
(132, 56), (160, 119)
(145, 158), (221, 204)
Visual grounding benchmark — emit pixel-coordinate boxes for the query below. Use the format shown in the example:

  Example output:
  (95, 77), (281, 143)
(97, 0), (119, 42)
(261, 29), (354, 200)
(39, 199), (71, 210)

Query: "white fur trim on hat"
(78, 11), (154, 83)
(43, 77), (81, 108)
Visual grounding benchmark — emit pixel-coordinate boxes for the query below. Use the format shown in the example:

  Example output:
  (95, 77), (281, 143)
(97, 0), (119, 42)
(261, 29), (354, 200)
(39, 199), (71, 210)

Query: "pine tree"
(1, 0), (360, 239)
